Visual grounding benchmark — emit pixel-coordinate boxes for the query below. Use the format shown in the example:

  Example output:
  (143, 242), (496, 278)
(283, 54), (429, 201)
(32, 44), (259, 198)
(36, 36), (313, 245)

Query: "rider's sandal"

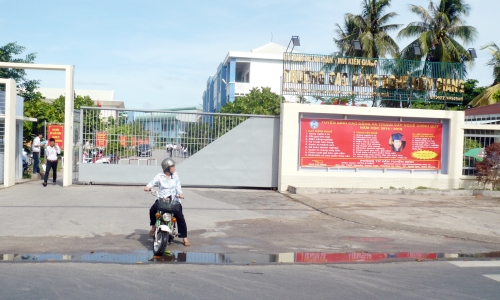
(149, 229), (155, 237)
(183, 240), (191, 247)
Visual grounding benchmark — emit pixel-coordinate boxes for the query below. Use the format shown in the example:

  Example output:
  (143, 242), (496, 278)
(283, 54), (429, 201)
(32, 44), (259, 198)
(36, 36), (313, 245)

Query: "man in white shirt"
(32, 133), (43, 174)
(43, 138), (61, 186)
(166, 142), (173, 157)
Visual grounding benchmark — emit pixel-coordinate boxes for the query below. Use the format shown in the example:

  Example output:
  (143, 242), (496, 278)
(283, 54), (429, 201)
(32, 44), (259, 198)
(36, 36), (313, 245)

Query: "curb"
(287, 186), (500, 198)
(281, 192), (500, 245)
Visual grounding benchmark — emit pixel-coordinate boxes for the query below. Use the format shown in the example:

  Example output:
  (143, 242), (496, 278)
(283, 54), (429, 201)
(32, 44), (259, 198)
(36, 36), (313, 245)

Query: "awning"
(0, 115), (37, 122)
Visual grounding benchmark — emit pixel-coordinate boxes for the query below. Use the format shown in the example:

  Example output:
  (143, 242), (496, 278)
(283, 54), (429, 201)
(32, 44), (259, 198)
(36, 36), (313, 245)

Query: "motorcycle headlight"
(162, 213), (171, 222)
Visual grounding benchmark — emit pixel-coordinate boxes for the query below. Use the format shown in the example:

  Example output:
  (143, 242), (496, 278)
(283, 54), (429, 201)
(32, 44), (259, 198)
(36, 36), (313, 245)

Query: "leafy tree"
(476, 143), (500, 190)
(345, 0), (402, 58)
(463, 79), (487, 105)
(23, 94), (96, 142)
(398, 0), (478, 65)
(220, 87), (282, 116)
(470, 43), (500, 107)
(0, 42), (40, 101)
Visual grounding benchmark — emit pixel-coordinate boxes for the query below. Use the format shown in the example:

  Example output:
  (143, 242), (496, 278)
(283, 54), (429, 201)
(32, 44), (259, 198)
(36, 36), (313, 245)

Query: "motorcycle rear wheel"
(153, 231), (168, 256)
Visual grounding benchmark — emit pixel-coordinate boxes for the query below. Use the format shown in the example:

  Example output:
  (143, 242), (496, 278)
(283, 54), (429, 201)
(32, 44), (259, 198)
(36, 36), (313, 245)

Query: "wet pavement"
(3, 250), (500, 264)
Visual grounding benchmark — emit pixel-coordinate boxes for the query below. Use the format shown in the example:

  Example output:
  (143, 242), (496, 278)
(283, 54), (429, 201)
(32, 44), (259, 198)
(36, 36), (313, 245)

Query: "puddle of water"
(2, 251), (500, 265)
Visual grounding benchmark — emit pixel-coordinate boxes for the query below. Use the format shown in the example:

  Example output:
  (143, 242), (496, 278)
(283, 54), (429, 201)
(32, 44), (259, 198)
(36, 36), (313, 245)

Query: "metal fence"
(77, 107), (271, 167)
(463, 115), (500, 176)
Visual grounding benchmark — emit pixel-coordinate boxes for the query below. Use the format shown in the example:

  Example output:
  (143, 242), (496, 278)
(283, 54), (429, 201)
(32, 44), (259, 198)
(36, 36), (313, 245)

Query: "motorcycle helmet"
(161, 158), (176, 173)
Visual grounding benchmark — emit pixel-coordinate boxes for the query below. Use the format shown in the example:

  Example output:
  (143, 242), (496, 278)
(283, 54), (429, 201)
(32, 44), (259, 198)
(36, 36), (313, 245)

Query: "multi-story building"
(36, 88), (125, 119)
(202, 42), (287, 112)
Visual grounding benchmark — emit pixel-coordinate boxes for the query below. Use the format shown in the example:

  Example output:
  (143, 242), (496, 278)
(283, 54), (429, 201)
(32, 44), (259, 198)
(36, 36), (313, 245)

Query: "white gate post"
(1, 78), (17, 187)
(63, 66), (74, 186)
(0, 62), (76, 187)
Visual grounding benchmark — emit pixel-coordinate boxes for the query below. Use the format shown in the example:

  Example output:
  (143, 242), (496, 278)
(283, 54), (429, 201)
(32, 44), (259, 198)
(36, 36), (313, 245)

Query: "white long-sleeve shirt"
(147, 172), (183, 203)
(45, 145), (61, 161)
(32, 137), (41, 153)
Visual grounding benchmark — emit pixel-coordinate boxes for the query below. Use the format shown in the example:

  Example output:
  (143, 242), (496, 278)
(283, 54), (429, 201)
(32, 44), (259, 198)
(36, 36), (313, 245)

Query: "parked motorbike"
(151, 190), (179, 256)
(22, 149), (32, 174)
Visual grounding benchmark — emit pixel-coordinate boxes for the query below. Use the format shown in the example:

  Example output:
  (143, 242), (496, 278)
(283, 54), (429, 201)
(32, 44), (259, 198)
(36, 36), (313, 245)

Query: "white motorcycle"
(151, 190), (180, 256)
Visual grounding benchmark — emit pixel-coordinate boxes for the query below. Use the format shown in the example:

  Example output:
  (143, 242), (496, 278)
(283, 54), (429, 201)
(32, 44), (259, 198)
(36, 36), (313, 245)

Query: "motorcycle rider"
(144, 158), (190, 246)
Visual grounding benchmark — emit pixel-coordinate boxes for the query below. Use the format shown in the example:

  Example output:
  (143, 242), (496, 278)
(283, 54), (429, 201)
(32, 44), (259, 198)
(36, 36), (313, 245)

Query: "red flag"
(97, 100), (102, 107)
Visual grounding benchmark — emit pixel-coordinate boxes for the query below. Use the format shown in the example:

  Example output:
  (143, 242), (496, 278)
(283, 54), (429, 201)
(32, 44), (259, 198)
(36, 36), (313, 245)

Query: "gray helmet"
(161, 158), (176, 173)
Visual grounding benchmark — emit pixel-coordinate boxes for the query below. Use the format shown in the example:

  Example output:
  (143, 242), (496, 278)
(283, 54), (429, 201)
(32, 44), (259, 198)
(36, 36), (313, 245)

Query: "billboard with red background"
(47, 125), (64, 149)
(96, 132), (107, 148)
(300, 118), (442, 170)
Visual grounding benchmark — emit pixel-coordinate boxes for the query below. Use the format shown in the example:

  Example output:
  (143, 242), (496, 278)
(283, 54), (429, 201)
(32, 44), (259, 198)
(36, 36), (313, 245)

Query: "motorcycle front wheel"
(153, 231), (168, 256)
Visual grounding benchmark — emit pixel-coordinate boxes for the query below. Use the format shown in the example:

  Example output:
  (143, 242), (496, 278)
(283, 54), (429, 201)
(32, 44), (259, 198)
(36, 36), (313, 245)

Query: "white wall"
(278, 103), (466, 192)
(234, 58), (283, 95)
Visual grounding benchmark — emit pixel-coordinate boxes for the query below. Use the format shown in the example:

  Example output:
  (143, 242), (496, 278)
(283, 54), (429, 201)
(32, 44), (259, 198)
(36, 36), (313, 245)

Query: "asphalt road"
(1, 261), (499, 299)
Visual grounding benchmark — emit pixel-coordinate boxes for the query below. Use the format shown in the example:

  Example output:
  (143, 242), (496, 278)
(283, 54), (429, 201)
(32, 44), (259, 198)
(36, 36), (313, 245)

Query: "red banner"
(120, 136), (127, 147)
(96, 132), (107, 148)
(131, 137), (137, 147)
(300, 118), (442, 170)
(47, 125), (64, 149)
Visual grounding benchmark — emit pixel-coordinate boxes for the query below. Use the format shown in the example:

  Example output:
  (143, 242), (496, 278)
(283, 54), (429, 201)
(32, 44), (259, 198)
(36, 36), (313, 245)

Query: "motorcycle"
(22, 149), (32, 174)
(151, 190), (180, 256)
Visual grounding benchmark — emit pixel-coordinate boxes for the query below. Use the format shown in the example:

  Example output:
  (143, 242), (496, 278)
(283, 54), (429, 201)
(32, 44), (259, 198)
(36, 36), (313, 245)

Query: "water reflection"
(2, 251), (500, 264)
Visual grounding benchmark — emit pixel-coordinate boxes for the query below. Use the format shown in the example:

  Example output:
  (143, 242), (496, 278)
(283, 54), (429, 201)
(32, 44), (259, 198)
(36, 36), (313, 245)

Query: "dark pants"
(44, 160), (58, 183)
(168, 149), (173, 157)
(149, 200), (187, 238)
(33, 152), (40, 174)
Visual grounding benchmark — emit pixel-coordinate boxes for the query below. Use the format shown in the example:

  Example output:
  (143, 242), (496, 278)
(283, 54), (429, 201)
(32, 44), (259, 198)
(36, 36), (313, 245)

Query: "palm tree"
(469, 43), (500, 107)
(347, 0), (402, 58)
(398, 0), (478, 64)
(333, 15), (360, 57)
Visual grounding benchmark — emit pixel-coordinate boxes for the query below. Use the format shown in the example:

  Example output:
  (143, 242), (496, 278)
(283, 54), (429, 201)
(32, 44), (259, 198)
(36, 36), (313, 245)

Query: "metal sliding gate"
(75, 107), (280, 188)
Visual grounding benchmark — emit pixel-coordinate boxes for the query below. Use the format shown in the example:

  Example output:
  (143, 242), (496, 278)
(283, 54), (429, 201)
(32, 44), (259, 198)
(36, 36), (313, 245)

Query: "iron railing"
(78, 107), (276, 167)
(463, 116), (500, 176)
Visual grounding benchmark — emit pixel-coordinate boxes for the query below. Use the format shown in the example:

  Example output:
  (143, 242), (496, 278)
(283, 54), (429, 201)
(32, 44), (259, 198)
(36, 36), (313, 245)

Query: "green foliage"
(410, 102), (465, 110)
(220, 87), (282, 116)
(0, 42), (40, 101)
(398, 0), (478, 65)
(481, 43), (500, 85)
(463, 79), (487, 105)
(104, 121), (147, 156)
(493, 90), (500, 102)
(469, 84), (500, 107)
(343, 0), (402, 58)
(23, 95), (96, 142)
(464, 138), (482, 151)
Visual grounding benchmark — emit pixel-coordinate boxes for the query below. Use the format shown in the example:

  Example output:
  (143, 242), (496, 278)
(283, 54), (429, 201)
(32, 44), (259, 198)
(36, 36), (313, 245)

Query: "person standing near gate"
(43, 138), (61, 187)
(32, 132), (43, 176)
(166, 141), (173, 158)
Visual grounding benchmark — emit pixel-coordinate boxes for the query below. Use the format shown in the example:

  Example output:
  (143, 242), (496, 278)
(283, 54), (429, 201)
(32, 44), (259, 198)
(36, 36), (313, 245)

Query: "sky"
(1, 0), (498, 109)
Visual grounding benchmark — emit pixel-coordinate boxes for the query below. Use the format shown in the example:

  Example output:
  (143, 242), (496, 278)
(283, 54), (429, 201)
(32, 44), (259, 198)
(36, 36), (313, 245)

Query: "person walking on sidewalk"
(43, 138), (61, 187)
(32, 133), (43, 175)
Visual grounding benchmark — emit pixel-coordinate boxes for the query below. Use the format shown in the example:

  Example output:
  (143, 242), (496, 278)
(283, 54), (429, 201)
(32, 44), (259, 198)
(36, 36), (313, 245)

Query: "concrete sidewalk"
(0, 181), (499, 255)
(285, 192), (500, 244)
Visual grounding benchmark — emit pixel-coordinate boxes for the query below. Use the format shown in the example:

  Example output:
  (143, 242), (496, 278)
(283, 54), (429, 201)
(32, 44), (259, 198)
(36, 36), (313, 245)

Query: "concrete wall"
(176, 117), (280, 188)
(278, 103), (466, 192)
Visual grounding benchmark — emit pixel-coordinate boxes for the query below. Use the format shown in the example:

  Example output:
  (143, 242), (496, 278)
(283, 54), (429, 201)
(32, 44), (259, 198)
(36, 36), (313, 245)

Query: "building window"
(235, 62), (250, 83)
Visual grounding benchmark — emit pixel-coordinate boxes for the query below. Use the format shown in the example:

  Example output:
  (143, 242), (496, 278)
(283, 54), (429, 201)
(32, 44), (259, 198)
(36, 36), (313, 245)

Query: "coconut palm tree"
(398, 0), (478, 64)
(347, 0), (402, 58)
(333, 15), (360, 57)
(469, 43), (500, 107)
